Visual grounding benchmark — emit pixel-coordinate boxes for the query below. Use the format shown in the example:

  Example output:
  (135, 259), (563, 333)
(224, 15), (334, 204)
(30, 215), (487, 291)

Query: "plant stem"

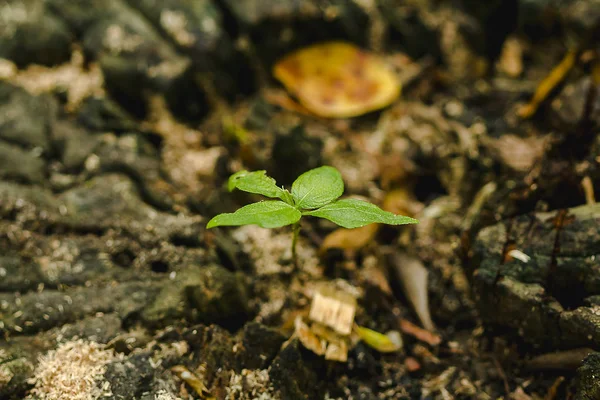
(291, 222), (300, 267)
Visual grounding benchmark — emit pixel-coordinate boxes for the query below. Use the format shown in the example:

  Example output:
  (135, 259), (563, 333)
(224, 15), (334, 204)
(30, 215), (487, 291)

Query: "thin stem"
(291, 222), (300, 267)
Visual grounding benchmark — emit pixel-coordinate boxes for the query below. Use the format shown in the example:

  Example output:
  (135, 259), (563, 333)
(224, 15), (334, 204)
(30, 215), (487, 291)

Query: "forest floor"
(1, 0), (599, 399)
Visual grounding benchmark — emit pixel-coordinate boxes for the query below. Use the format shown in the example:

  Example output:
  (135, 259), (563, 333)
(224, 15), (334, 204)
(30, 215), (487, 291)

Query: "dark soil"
(1, 0), (599, 399)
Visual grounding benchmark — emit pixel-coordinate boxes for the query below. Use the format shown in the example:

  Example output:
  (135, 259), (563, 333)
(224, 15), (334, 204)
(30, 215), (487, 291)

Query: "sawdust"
(26, 339), (122, 400)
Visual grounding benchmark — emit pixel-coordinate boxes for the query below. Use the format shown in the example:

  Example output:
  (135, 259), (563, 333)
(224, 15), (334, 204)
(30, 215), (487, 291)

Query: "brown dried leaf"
(273, 41), (400, 118)
(294, 317), (326, 356)
(382, 189), (423, 217)
(320, 224), (379, 253)
(324, 339), (349, 362)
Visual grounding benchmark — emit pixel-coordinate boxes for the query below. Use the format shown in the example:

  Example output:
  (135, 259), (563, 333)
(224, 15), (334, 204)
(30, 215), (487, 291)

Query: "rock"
(0, 256), (45, 292)
(0, 174), (204, 248)
(80, 1), (194, 117)
(222, 0), (369, 66)
(0, 352), (35, 400)
(0, 282), (161, 335)
(575, 352), (600, 400)
(0, 0), (72, 67)
(46, 0), (122, 35)
(52, 121), (101, 171)
(0, 82), (56, 151)
(50, 0), (206, 119)
(471, 203), (600, 349)
(101, 352), (155, 399)
(125, 0), (256, 101)
(55, 313), (123, 344)
(0, 143), (46, 184)
(76, 96), (138, 133)
(142, 264), (250, 329)
(91, 135), (176, 211)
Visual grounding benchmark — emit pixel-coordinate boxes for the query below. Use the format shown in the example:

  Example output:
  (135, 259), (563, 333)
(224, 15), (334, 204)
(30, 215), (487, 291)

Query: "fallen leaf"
(382, 189), (423, 217)
(295, 316), (326, 356)
(324, 339), (348, 362)
(263, 89), (316, 116)
(399, 319), (442, 346)
(320, 224), (379, 253)
(355, 325), (403, 353)
(273, 41), (400, 118)
(391, 253), (435, 331)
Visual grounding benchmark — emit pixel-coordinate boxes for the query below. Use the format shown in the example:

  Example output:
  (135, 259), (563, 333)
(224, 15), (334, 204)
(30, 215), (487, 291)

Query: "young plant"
(207, 166), (418, 263)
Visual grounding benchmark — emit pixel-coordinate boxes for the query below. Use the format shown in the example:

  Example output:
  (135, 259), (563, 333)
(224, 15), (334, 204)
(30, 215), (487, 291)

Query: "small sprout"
(207, 166), (418, 265)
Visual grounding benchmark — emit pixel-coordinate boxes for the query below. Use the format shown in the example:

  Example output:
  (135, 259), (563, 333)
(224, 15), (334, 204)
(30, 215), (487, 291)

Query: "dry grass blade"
(517, 50), (577, 119)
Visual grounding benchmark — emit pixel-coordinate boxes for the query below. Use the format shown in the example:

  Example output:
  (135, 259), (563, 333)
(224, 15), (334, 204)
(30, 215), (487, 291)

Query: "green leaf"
(304, 198), (418, 229)
(291, 166), (344, 209)
(228, 170), (291, 203)
(207, 201), (301, 229)
(355, 325), (402, 353)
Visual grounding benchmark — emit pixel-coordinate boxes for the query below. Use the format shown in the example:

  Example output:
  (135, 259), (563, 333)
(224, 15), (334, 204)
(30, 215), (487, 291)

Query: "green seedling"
(207, 166), (418, 264)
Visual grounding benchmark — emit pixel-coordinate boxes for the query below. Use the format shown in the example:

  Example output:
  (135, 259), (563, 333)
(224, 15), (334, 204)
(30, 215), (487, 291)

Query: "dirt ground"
(1, 0), (600, 399)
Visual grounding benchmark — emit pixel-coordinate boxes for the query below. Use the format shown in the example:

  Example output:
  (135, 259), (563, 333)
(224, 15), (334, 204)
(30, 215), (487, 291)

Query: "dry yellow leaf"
(273, 41), (400, 118)
(320, 223), (379, 253)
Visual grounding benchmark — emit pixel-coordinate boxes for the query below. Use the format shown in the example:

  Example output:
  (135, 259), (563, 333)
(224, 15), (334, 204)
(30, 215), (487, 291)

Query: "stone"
(0, 143), (46, 184)
(575, 352), (600, 400)
(471, 203), (600, 349)
(125, 0), (255, 101)
(0, 82), (56, 151)
(142, 264), (250, 329)
(222, 0), (369, 66)
(0, 0), (72, 67)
